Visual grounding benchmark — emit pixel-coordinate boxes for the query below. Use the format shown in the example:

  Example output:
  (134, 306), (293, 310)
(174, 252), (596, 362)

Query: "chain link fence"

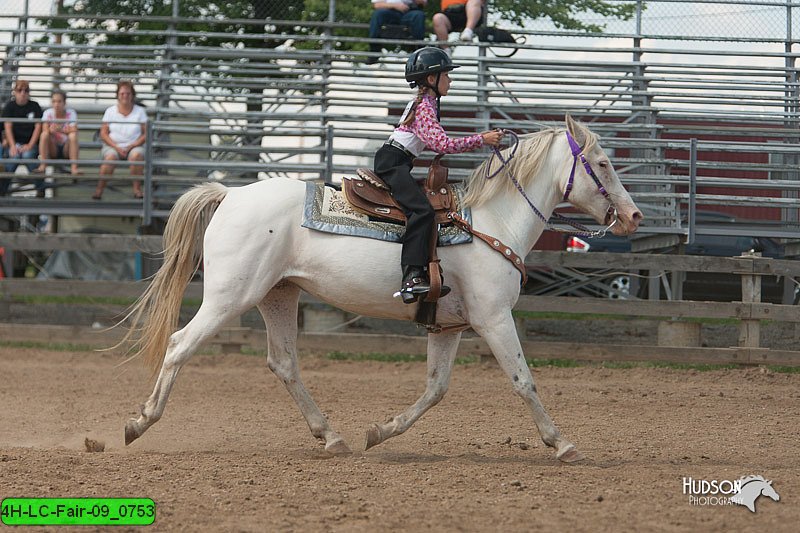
(3, 1), (800, 42)
(516, 1), (795, 41)
(638, 0), (792, 41)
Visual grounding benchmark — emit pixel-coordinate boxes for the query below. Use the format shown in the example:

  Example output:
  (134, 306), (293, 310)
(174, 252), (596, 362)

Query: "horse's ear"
(565, 113), (587, 147)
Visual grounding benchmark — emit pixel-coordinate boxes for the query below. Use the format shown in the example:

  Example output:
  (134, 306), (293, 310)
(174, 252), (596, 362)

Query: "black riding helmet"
(405, 47), (460, 89)
(405, 47), (460, 120)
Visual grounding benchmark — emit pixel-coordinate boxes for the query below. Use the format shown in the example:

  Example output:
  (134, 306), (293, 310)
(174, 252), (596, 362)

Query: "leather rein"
(446, 129), (619, 287)
(487, 129), (618, 238)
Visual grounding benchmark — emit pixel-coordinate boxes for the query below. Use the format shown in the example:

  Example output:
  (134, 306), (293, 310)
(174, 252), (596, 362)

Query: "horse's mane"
(740, 475), (768, 485)
(462, 120), (599, 209)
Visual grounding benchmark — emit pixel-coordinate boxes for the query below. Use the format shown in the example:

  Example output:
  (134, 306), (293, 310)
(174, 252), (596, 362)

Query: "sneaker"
(460, 28), (474, 41)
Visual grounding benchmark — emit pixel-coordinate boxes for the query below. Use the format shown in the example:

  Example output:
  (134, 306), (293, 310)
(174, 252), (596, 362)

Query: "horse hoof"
(325, 439), (352, 456)
(124, 420), (140, 446)
(556, 444), (585, 463)
(365, 424), (383, 451)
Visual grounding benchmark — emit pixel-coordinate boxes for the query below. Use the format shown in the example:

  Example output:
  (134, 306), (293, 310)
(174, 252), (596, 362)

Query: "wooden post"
(738, 253), (762, 349)
(514, 314), (527, 340)
(648, 270), (662, 300)
(218, 316), (244, 354)
(301, 302), (349, 333)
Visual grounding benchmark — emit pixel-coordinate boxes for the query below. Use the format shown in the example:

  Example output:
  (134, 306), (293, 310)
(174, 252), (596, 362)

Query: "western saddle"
(342, 154), (455, 226)
(341, 154), (528, 311)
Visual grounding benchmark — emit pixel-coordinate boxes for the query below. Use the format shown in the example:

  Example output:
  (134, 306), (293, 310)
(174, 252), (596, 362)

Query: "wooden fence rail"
(2, 248), (800, 366)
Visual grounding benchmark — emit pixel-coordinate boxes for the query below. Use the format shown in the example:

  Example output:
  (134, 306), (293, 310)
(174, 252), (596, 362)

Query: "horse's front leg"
(473, 310), (584, 463)
(365, 329), (463, 450)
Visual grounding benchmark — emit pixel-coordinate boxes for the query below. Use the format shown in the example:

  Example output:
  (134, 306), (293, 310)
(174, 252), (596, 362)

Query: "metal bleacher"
(2, 2), (800, 282)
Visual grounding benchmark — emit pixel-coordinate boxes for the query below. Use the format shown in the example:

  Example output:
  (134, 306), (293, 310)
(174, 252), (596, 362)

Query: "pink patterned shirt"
(394, 94), (483, 155)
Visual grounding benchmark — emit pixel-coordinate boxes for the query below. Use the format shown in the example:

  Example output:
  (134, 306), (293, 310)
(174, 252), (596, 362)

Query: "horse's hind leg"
(365, 330), (462, 450)
(257, 283), (351, 455)
(474, 311), (583, 463)
(125, 302), (241, 445)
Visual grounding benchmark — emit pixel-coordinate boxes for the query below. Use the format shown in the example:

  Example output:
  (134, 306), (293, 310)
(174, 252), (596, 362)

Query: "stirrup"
(393, 286), (422, 304)
(393, 277), (451, 304)
(393, 274), (429, 302)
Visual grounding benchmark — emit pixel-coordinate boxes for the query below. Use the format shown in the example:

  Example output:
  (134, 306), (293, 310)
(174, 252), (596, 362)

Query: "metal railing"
(0, 2), (799, 244)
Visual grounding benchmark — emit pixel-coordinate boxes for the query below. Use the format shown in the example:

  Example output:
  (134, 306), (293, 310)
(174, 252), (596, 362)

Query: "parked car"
(537, 212), (795, 303)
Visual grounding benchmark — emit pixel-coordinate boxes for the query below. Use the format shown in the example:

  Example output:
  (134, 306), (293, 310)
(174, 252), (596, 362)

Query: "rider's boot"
(394, 266), (450, 304)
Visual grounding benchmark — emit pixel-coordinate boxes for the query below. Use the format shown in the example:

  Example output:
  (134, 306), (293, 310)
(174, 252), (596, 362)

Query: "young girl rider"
(374, 46), (504, 304)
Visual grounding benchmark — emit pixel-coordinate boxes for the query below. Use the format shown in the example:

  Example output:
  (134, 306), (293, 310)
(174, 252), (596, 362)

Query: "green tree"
(302, 0), (638, 50)
(47, 1), (305, 52)
(492, 0), (637, 33)
(41, 1), (307, 179)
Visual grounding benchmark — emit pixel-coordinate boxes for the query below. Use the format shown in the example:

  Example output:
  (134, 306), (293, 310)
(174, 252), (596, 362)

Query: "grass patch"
(764, 365), (800, 374)
(513, 310), (630, 321)
(320, 352), (800, 373)
(642, 361), (741, 372)
(325, 351), (478, 365)
(525, 357), (795, 373)
(0, 339), (97, 352)
(8, 340), (797, 374)
(677, 317), (741, 326)
(527, 358), (584, 368)
(513, 310), (751, 326)
(596, 361), (640, 369)
(326, 351), (427, 363)
(12, 294), (136, 306)
(11, 295), (203, 307)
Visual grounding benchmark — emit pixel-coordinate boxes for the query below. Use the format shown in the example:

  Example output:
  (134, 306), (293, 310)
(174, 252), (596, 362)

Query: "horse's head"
(563, 115), (643, 236)
(761, 480), (780, 502)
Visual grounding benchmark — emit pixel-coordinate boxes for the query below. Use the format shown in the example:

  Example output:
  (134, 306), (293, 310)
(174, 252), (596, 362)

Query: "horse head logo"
(730, 475), (780, 513)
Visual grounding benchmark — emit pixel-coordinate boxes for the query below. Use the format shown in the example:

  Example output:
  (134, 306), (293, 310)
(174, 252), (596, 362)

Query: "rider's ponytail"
(398, 87), (427, 127)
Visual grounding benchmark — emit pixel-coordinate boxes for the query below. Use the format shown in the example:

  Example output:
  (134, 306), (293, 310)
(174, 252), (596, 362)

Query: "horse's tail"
(120, 182), (228, 378)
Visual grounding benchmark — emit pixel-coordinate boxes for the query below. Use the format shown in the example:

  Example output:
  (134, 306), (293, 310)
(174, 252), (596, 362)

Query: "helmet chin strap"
(412, 71), (444, 120)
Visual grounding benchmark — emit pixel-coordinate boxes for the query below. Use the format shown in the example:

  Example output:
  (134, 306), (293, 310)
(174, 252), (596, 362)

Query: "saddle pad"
(301, 182), (473, 246)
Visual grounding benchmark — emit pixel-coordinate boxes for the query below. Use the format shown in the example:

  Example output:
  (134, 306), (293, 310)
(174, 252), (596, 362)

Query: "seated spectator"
(34, 89), (81, 176)
(433, 0), (486, 51)
(367, 0), (428, 64)
(1, 79), (43, 197)
(93, 80), (147, 200)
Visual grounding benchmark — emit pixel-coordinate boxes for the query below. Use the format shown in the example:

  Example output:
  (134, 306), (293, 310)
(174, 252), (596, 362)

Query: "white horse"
(122, 115), (642, 462)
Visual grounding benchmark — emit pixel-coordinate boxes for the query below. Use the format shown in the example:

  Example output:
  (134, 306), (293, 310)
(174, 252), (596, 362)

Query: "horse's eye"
(598, 161), (608, 168)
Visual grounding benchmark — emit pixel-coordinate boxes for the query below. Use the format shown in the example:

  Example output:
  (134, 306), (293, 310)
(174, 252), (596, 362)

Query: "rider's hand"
(394, 3), (410, 12)
(481, 129), (504, 147)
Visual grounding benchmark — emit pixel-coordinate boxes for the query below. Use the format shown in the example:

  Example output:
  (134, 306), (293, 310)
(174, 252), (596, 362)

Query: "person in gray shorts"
(93, 80), (147, 200)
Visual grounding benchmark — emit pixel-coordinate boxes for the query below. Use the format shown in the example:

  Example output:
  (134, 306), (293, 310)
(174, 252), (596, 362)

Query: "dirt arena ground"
(1, 346), (798, 532)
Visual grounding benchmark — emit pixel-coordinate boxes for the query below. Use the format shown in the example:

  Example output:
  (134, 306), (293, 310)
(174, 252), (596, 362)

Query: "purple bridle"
(563, 130), (609, 203)
(485, 129), (618, 237)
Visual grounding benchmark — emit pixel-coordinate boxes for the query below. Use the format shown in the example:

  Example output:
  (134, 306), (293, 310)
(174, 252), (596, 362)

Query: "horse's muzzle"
(611, 207), (644, 235)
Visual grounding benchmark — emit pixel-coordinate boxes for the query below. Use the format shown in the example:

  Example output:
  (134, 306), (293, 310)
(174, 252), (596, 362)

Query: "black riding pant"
(374, 144), (434, 267)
